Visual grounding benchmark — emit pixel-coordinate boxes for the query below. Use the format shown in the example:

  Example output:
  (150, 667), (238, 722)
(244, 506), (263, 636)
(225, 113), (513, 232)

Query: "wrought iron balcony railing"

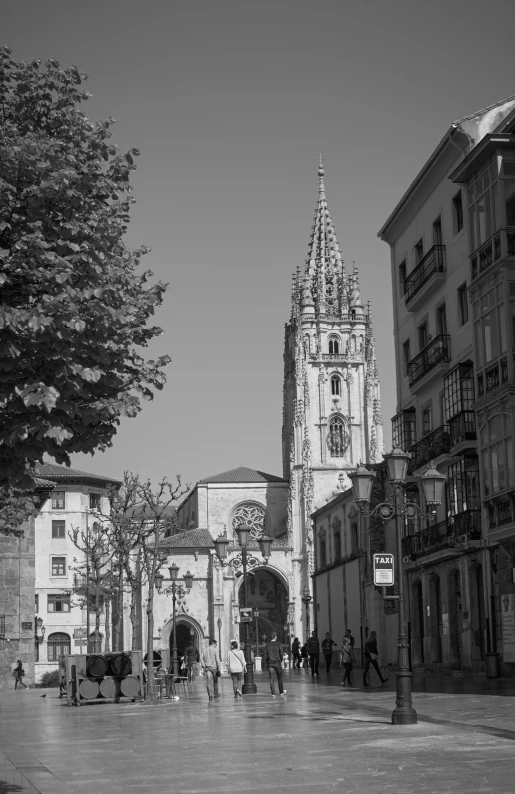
(408, 424), (451, 471)
(402, 511), (482, 559)
(470, 228), (515, 281)
(477, 355), (509, 399)
(404, 245), (446, 303)
(452, 509), (482, 540)
(73, 575), (88, 590)
(488, 498), (514, 530)
(448, 411), (477, 447)
(408, 335), (450, 387)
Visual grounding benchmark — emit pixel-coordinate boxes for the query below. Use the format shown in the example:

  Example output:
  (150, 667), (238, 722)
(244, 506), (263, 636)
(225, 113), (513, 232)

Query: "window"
(0, 614), (5, 637)
(319, 537), (326, 568)
(444, 363), (474, 421)
(231, 502), (267, 540)
(481, 414), (513, 496)
(334, 531), (341, 560)
(392, 409), (416, 450)
(331, 375), (341, 396)
(414, 239), (424, 265)
(52, 521), (65, 539)
(433, 217), (443, 246)
(47, 632), (71, 661)
(474, 288), (505, 368)
(35, 594), (39, 613)
(89, 493), (101, 511)
(402, 340), (411, 376)
(399, 260), (407, 294)
(350, 522), (358, 552)
(328, 337), (340, 355)
(457, 283), (469, 326)
(453, 191), (464, 235)
(505, 180), (515, 226)
(467, 155), (499, 251)
(418, 322), (428, 351)
(47, 594), (70, 613)
(447, 456), (480, 516)
(422, 406), (432, 436)
(436, 304), (447, 337)
(327, 417), (349, 457)
(51, 557), (66, 577)
(51, 491), (66, 510)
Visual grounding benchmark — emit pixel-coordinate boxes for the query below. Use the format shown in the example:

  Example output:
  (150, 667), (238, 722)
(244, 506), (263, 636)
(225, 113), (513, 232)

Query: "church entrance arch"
(165, 615), (203, 662)
(237, 567), (289, 656)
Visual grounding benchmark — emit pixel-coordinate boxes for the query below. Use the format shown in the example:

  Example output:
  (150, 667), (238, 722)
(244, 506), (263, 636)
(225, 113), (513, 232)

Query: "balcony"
(408, 424), (451, 472)
(402, 511), (482, 561)
(470, 228), (515, 282)
(404, 245), (446, 311)
(408, 335), (450, 391)
(73, 574), (88, 591)
(448, 411), (477, 450)
(477, 355), (509, 400)
(488, 498), (514, 532)
(452, 509), (482, 542)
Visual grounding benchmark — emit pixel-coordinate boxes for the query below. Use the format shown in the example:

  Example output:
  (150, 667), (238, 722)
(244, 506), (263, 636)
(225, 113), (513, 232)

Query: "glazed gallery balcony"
(408, 335), (451, 390)
(470, 228), (515, 282)
(408, 424), (451, 472)
(402, 510), (481, 560)
(403, 245), (446, 310)
(477, 356), (509, 399)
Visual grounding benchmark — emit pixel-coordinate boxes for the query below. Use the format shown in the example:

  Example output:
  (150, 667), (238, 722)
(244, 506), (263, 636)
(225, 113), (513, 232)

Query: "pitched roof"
(160, 527), (214, 549)
(198, 466), (286, 484)
(35, 462), (121, 488)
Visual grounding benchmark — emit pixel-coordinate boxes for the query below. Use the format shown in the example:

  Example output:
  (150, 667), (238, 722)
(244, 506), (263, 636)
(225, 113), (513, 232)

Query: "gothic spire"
(301, 156), (346, 316)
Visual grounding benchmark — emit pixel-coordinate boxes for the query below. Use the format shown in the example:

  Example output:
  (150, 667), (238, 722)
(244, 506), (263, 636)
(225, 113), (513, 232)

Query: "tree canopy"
(0, 46), (170, 489)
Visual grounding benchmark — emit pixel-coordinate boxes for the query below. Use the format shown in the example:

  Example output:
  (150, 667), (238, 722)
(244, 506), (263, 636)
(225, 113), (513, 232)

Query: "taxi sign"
(373, 553), (394, 586)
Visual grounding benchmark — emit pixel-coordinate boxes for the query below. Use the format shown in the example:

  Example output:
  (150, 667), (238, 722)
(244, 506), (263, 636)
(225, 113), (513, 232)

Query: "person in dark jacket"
(321, 632), (337, 674)
(363, 631), (388, 687)
(306, 631), (320, 676)
(13, 660), (27, 690)
(265, 633), (286, 695)
(291, 637), (301, 669)
(184, 642), (200, 681)
(300, 643), (308, 668)
(344, 628), (355, 648)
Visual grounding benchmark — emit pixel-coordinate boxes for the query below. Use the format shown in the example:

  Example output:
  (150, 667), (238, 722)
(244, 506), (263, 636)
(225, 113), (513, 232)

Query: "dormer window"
(331, 375), (341, 396)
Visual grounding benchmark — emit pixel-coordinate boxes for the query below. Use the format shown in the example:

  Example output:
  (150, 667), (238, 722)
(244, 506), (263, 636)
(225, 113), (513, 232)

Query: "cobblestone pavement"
(1, 669), (515, 794)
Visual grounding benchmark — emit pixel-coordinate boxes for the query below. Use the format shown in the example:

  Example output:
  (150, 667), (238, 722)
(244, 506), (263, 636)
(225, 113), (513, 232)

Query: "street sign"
(73, 628), (87, 638)
(239, 607), (252, 623)
(373, 553), (394, 586)
(74, 639), (87, 647)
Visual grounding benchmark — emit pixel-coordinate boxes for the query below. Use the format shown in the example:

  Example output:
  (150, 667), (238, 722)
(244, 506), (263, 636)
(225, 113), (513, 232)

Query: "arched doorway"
(448, 569), (463, 668)
(169, 622), (195, 662)
(238, 568), (289, 655)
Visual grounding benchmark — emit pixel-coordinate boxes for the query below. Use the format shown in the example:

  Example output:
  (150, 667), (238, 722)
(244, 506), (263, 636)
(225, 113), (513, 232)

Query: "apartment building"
(33, 463), (121, 681)
(378, 96), (515, 676)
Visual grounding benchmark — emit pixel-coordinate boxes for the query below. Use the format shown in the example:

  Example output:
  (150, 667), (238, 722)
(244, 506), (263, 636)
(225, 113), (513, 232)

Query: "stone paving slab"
(1, 671), (515, 793)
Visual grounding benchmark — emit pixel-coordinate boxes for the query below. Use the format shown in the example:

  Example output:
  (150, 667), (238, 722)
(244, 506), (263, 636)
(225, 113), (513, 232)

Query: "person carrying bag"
(227, 640), (246, 698)
(363, 631), (388, 687)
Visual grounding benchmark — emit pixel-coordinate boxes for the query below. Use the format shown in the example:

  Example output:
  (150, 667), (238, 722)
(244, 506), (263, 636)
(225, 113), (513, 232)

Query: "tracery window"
(328, 336), (340, 355)
(327, 416), (349, 457)
(232, 502), (267, 540)
(331, 375), (341, 396)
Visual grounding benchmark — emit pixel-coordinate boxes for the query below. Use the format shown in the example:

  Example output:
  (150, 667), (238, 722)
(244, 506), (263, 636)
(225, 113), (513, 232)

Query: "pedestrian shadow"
(0, 782), (28, 793)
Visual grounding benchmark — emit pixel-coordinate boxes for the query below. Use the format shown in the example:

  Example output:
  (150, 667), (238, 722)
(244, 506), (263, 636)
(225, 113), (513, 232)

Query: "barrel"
(143, 650), (162, 669)
(109, 653), (132, 677)
(99, 678), (119, 698)
(86, 654), (108, 678)
(120, 676), (141, 697)
(79, 679), (100, 699)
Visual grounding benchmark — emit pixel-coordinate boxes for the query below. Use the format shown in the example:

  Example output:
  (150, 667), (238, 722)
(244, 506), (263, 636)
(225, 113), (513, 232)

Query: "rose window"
(232, 503), (267, 540)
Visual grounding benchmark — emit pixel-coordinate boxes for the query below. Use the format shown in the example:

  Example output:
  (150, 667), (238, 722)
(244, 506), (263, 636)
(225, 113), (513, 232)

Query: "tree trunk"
(105, 595), (111, 653)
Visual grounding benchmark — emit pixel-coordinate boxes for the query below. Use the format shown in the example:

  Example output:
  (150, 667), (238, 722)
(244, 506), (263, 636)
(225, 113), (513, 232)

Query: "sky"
(4, 0), (515, 489)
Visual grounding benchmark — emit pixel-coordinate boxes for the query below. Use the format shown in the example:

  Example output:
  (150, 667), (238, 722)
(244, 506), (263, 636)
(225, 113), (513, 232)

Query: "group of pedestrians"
(178, 629), (389, 701)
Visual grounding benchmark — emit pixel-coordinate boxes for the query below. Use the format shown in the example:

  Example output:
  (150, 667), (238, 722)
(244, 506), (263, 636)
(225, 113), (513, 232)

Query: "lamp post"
(155, 564), (194, 678)
(217, 617), (222, 652)
(302, 585), (312, 640)
(349, 450), (446, 725)
(214, 525), (272, 695)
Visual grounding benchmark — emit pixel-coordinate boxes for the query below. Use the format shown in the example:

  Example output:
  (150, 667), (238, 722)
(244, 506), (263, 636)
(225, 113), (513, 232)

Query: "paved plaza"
(1, 669), (515, 794)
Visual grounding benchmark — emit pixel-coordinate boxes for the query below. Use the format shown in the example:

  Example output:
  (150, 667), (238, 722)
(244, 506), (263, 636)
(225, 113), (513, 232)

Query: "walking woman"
(363, 631), (388, 687)
(227, 640), (246, 697)
(341, 636), (354, 687)
(13, 660), (27, 690)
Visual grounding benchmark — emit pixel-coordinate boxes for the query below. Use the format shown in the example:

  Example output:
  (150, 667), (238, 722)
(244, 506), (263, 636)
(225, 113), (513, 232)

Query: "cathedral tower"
(282, 157), (383, 576)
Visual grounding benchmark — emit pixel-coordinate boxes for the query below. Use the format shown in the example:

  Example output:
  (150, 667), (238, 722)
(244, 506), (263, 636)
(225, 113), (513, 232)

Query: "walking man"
(291, 637), (301, 669)
(344, 628), (355, 648)
(363, 631), (388, 687)
(184, 640), (200, 682)
(321, 632), (337, 674)
(201, 638), (221, 700)
(306, 631), (320, 676)
(265, 632), (286, 696)
(13, 660), (27, 690)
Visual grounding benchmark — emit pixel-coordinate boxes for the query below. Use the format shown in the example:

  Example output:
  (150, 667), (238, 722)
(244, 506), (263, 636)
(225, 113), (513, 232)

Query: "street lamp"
(155, 563), (194, 678)
(349, 451), (446, 725)
(217, 617), (222, 650)
(301, 585), (312, 639)
(214, 525), (272, 694)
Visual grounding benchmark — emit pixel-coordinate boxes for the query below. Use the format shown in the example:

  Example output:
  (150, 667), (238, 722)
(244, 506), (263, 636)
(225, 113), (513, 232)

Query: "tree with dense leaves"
(0, 46), (170, 491)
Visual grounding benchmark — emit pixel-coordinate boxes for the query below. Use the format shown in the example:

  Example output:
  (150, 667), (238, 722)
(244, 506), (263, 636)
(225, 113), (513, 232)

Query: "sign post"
(239, 607), (252, 623)
(373, 553), (395, 587)
(74, 628), (87, 654)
